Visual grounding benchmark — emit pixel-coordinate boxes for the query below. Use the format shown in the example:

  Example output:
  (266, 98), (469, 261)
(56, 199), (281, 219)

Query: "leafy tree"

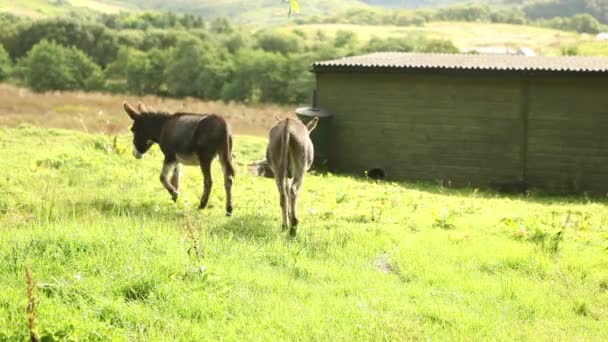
(254, 31), (300, 55)
(210, 17), (233, 34)
(0, 45), (12, 81)
(524, 0), (608, 24)
(224, 49), (289, 103)
(539, 13), (603, 33)
(334, 30), (358, 49)
(1, 18), (119, 67)
(222, 32), (249, 54)
(569, 13), (602, 33)
(418, 39), (459, 53)
(23, 40), (102, 92)
(365, 37), (415, 53)
(165, 38), (205, 97)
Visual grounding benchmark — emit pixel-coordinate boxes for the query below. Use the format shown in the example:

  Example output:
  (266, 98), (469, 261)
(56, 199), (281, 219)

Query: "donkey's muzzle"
(133, 147), (144, 159)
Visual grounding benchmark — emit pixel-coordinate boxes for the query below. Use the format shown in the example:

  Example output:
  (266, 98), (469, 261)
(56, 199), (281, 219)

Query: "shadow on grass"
(338, 171), (608, 206)
(52, 198), (185, 221)
(208, 213), (284, 242)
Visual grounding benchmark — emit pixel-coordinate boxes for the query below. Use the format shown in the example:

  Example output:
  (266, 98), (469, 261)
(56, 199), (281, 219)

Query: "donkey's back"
(160, 113), (228, 156)
(267, 118), (315, 177)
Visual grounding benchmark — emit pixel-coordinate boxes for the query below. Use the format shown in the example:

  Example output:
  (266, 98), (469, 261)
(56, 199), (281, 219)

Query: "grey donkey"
(266, 115), (319, 236)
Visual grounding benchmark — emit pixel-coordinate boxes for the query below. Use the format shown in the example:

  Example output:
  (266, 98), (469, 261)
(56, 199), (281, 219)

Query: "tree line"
(0, 12), (458, 105)
(299, 1), (608, 34)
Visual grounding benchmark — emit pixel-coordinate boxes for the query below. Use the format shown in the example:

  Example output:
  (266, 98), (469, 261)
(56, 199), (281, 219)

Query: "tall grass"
(0, 83), (285, 136)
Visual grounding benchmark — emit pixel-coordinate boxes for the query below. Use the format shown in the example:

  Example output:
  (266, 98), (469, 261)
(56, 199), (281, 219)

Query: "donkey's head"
(275, 115), (319, 133)
(123, 101), (154, 159)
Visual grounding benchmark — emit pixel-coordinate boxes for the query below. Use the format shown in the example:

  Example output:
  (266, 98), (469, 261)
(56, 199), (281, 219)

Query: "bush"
(334, 30), (358, 49)
(23, 40), (103, 92)
(418, 39), (459, 53)
(0, 44), (12, 80)
(1, 18), (119, 67)
(364, 37), (415, 53)
(254, 31), (300, 55)
(538, 14), (603, 33)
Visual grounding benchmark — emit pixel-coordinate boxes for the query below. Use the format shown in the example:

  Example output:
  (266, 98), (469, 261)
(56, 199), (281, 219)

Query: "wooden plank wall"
(316, 72), (524, 188)
(316, 71), (608, 193)
(527, 76), (608, 193)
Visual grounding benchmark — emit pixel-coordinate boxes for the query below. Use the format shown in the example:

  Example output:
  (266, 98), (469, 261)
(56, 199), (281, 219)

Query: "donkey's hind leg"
(219, 150), (235, 216)
(160, 157), (179, 202)
(198, 154), (214, 210)
(289, 169), (305, 237)
(275, 176), (290, 230)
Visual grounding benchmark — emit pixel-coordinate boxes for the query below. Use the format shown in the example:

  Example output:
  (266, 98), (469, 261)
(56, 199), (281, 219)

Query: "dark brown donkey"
(266, 115), (318, 236)
(123, 101), (235, 215)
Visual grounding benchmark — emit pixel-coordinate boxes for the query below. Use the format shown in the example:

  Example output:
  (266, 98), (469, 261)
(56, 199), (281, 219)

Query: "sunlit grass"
(1, 126), (607, 340)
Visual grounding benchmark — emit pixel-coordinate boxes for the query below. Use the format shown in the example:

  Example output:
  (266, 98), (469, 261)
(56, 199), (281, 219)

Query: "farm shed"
(311, 52), (608, 193)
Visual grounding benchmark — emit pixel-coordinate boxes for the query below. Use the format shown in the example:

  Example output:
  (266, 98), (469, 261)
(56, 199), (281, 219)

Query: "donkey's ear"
(123, 101), (139, 120)
(137, 101), (149, 113)
(306, 116), (319, 132)
(274, 115), (281, 122)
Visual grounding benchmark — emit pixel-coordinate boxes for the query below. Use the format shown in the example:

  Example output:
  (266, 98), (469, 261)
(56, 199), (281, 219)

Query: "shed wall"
(316, 72), (524, 188)
(316, 71), (608, 193)
(527, 76), (608, 192)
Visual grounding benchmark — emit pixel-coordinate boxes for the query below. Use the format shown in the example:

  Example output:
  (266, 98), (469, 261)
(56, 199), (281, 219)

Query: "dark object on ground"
(367, 168), (386, 180)
(248, 159), (274, 178)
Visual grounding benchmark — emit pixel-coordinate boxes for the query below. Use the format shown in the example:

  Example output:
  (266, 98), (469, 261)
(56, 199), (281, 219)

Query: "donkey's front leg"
(160, 157), (179, 202)
(170, 163), (181, 193)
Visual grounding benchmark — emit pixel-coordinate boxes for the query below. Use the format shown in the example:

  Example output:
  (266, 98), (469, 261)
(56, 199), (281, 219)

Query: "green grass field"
(1, 125), (608, 340)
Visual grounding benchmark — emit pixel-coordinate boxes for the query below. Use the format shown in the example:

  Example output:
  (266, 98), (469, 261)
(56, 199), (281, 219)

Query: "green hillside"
(0, 0), (133, 18)
(0, 0), (369, 24)
(281, 21), (608, 56)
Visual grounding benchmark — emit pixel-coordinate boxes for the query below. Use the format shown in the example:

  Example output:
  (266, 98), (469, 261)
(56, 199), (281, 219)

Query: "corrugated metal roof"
(312, 52), (608, 73)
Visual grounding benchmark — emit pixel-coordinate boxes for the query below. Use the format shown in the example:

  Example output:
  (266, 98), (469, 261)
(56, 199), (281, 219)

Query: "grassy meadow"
(0, 0), (132, 18)
(0, 122), (607, 340)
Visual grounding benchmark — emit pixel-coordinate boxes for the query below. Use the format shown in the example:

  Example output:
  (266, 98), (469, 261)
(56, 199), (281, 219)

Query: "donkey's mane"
(139, 111), (172, 119)
(140, 111), (209, 119)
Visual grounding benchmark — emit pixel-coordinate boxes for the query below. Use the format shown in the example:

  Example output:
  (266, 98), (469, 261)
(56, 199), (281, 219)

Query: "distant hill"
(360, 0), (474, 8)
(0, 0), (133, 18)
(114, 0), (372, 25)
(0, 0), (476, 24)
(3, 0), (607, 27)
(0, 0), (370, 25)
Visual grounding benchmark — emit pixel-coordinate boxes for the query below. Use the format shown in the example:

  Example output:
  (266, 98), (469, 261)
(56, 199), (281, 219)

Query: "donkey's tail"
(278, 121), (290, 183)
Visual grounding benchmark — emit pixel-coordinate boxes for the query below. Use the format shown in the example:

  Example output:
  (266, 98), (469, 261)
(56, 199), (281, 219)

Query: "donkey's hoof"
(171, 192), (179, 202)
(289, 227), (297, 238)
